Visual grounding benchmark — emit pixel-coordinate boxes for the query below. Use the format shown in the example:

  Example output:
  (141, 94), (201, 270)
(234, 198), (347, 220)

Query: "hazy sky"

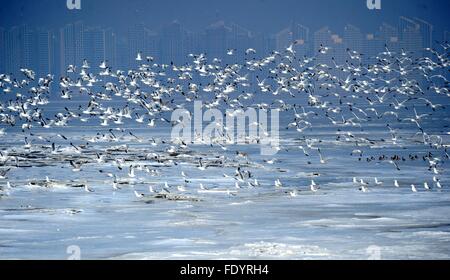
(0, 0), (449, 36)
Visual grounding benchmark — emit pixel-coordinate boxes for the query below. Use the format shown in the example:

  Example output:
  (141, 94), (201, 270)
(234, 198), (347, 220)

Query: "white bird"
(177, 185), (187, 192)
(0, 168), (11, 179)
(360, 179), (369, 186)
(394, 180), (400, 188)
(198, 159), (206, 171)
(84, 184), (94, 193)
(245, 48), (256, 55)
(359, 186), (369, 193)
(128, 166), (135, 178)
(136, 52), (143, 61)
(374, 178), (383, 186)
(310, 180), (319, 192)
(411, 184), (418, 193)
(275, 179), (283, 188)
(134, 190), (144, 198)
(289, 190), (298, 197)
(317, 148), (327, 164)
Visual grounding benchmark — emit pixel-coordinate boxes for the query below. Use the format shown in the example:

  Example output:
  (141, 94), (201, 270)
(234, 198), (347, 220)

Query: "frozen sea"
(0, 95), (449, 260)
(0, 128), (449, 260)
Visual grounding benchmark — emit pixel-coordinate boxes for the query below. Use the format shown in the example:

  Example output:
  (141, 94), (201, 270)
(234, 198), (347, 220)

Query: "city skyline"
(0, 16), (447, 77)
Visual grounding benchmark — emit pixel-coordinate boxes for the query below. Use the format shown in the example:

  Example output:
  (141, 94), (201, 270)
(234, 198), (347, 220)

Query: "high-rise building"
(314, 27), (332, 51)
(314, 26), (333, 64)
(3, 25), (34, 75)
(50, 30), (61, 76)
(160, 21), (184, 64)
(275, 23), (309, 56)
(275, 27), (291, 52)
(35, 28), (52, 77)
(146, 31), (160, 62)
(183, 31), (203, 58)
(205, 21), (229, 60)
(60, 22), (84, 74)
(104, 28), (117, 70)
(0, 28), (5, 73)
(344, 24), (363, 53)
(83, 27), (105, 69)
(379, 22), (400, 54)
(413, 17), (433, 53)
(363, 33), (384, 60)
(399, 17), (424, 82)
(22, 26), (34, 71)
(127, 24), (146, 68)
(399, 16), (423, 55)
(127, 24), (159, 68)
(331, 33), (346, 79)
(116, 39), (129, 69)
(292, 23), (310, 57)
(253, 33), (275, 56)
(228, 22), (253, 63)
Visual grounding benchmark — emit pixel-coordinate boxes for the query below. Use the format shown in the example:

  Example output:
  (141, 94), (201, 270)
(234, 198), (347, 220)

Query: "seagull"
(198, 158), (206, 171)
(70, 161), (82, 172)
(275, 179), (283, 188)
(318, 44), (330, 54)
(128, 165), (136, 178)
(134, 190), (145, 198)
(310, 180), (319, 192)
(317, 148), (327, 164)
(148, 186), (156, 193)
(136, 52), (143, 61)
(0, 168), (11, 179)
(359, 186), (369, 193)
(84, 184), (94, 193)
(374, 178), (383, 186)
(245, 48), (256, 55)
(1, 38), (449, 208)
(177, 184), (187, 192)
(112, 181), (120, 190)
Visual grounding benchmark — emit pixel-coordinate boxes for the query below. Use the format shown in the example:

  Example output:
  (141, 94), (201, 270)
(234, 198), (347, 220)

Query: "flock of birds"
(0, 41), (449, 202)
